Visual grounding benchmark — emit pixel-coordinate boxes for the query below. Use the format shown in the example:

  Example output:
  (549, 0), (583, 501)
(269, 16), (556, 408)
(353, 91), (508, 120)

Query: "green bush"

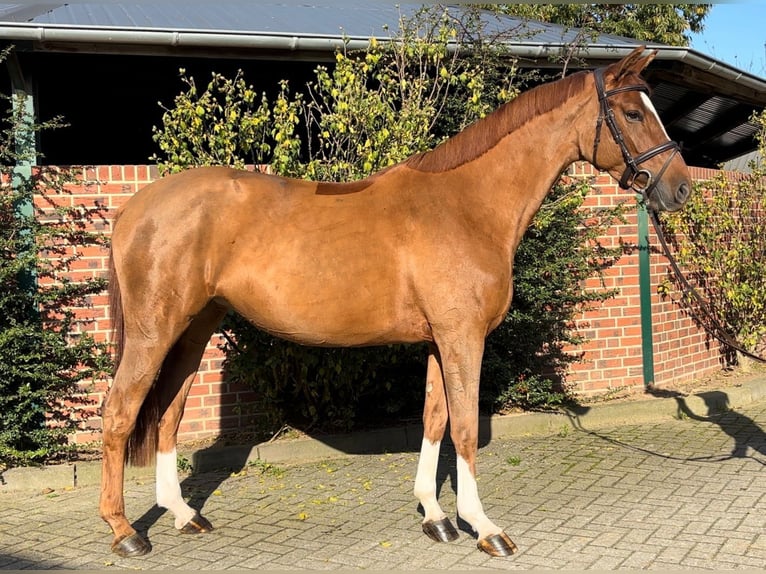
(151, 7), (621, 432)
(0, 48), (110, 468)
(223, 314), (426, 432)
(662, 110), (766, 361)
(482, 180), (625, 411)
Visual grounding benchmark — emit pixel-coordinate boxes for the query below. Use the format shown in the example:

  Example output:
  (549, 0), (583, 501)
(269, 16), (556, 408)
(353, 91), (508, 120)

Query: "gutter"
(0, 22), (376, 52)
(507, 42), (766, 95)
(641, 44), (766, 94)
(1, 22), (765, 94)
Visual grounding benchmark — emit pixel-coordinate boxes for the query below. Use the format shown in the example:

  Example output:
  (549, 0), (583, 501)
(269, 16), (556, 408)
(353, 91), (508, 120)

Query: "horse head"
(586, 46), (692, 212)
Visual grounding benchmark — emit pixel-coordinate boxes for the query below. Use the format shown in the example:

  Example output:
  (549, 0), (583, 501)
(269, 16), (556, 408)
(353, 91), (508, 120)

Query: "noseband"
(592, 67), (680, 203)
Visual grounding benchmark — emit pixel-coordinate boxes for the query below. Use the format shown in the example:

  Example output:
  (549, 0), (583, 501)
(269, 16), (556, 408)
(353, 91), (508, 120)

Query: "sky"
(689, 2), (766, 77)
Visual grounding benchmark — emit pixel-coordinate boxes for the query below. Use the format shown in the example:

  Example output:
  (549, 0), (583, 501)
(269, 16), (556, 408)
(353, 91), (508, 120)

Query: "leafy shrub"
(662, 110), (766, 361)
(482, 179), (625, 411)
(0, 48), (110, 468)
(223, 314), (426, 432)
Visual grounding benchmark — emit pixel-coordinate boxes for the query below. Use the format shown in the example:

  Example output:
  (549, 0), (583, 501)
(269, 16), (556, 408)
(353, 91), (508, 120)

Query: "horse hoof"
(477, 532), (518, 557)
(180, 512), (213, 534)
(111, 532), (152, 557)
(422, 517), (459, 542)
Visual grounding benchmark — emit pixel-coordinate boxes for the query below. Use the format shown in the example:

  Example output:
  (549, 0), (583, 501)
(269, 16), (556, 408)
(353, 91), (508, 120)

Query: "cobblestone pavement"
(2, 398), (766, 570)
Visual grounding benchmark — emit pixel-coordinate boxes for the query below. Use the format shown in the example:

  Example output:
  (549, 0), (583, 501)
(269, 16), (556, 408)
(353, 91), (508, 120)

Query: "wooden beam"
(694, 104), (758, 147)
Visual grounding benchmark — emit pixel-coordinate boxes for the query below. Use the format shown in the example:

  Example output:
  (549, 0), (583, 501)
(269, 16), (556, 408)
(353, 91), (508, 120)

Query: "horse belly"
(218, 256), (430, 347)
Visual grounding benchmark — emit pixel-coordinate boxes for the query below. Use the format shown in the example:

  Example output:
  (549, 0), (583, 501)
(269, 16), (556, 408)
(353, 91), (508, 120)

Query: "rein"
(650, 210), (766, 364)
(592, 66), (766, 365)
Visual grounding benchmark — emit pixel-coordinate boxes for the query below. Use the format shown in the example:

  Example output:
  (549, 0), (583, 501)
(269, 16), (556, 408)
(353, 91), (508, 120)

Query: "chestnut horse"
(101, 47), (691, 558)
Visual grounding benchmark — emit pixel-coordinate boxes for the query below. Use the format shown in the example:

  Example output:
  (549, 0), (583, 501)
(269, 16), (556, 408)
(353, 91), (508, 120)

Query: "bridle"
(592, 67), (680, 204)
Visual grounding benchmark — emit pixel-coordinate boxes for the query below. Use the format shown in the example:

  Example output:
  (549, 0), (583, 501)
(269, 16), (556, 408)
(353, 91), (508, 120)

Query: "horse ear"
(608, 46), (657, 80)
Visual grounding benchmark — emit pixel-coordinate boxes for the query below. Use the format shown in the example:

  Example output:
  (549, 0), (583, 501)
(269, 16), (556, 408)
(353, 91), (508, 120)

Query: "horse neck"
(451, 92), (591, 249)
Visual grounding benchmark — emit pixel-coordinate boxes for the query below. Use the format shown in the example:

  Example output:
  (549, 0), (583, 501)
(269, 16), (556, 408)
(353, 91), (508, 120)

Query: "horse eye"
(625, 110), (644, 122)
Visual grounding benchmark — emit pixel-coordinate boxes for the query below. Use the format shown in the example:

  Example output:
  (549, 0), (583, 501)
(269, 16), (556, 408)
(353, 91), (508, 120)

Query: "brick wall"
(55, 164), (724, 444)
(563, 164), (723, 398)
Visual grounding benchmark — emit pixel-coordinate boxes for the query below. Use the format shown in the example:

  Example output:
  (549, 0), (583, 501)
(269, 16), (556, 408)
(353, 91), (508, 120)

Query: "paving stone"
(2, 395), (766, 569)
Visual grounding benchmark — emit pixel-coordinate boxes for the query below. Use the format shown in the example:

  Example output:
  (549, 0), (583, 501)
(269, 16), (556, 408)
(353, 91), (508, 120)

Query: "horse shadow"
(566, 388), (766, 465)
(672, 390), (766, 461)
(129, 413), (491, 543)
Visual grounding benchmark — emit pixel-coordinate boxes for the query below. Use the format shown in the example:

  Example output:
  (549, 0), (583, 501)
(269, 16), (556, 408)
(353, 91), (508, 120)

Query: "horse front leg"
(414, 345), (459, 543)
(437, 331), (518, 557)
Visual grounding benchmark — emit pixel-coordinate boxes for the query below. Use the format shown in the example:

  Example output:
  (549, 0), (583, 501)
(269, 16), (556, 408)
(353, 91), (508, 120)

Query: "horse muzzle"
(645, 178), (692, 212)
(617, 142), (691, 213)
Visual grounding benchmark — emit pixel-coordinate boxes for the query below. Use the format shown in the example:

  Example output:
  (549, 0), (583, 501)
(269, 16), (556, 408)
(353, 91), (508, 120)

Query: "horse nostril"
(676, 182), (691, 204)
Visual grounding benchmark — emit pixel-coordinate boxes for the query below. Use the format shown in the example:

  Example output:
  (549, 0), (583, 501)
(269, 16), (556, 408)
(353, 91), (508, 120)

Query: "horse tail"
(107, 248), (124, 373)
(108, 237), (159, 467)
(126, 389), (160, 467)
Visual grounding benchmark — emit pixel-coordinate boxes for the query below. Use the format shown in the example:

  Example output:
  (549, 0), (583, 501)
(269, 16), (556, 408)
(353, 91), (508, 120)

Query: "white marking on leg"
(456, 455), (502, 540)
(156, 448), (196, 529)
(414, 439), (446, 523)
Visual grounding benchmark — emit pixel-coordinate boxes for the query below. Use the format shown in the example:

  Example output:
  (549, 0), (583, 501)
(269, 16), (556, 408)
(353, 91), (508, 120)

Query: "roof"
(1, 1), (764, 168)
(0, 1), (638, 45)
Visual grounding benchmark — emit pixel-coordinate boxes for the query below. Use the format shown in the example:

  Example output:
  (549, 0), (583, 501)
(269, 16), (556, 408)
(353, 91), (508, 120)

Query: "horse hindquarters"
(100, 240), (224, 556)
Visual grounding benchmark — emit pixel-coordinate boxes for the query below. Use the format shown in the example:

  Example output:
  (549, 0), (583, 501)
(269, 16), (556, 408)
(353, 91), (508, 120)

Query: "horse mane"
(406, 70), (590, 173)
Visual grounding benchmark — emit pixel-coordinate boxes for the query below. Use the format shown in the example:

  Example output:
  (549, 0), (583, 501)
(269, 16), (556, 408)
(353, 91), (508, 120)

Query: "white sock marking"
(414, 438), (447, 523)
(456, 455), (502, 539)
(156, 448), (196, 529)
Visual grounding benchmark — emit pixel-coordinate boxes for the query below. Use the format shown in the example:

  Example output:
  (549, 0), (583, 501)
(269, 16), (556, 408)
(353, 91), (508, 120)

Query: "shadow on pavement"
(0, 553), (64, 570)
(564, 388), (766, 466)
(673, 390), (766, 462)
(128, 413), (492, 547)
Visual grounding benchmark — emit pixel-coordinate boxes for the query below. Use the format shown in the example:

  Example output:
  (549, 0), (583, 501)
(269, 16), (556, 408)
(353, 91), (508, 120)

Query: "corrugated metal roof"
(0, 3), (62, 21)
(27, 1), (397, 37)
(724, 150), (761, 173)
(0, 1), (637, 45)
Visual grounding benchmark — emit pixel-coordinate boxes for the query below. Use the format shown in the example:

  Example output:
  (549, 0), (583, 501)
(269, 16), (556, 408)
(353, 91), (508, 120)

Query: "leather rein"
(592, 67), (766, 364)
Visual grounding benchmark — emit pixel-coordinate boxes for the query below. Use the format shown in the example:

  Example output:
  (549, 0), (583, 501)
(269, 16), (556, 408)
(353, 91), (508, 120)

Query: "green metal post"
(8, 52), (37, 293)
(637, 194), (655, 388)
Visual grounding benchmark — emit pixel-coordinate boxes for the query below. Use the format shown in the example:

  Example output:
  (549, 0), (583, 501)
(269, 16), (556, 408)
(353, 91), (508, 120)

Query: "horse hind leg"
(100, 339), (172, 558)
(153, 302), (228, 533)
(414, 345), (459, 543)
